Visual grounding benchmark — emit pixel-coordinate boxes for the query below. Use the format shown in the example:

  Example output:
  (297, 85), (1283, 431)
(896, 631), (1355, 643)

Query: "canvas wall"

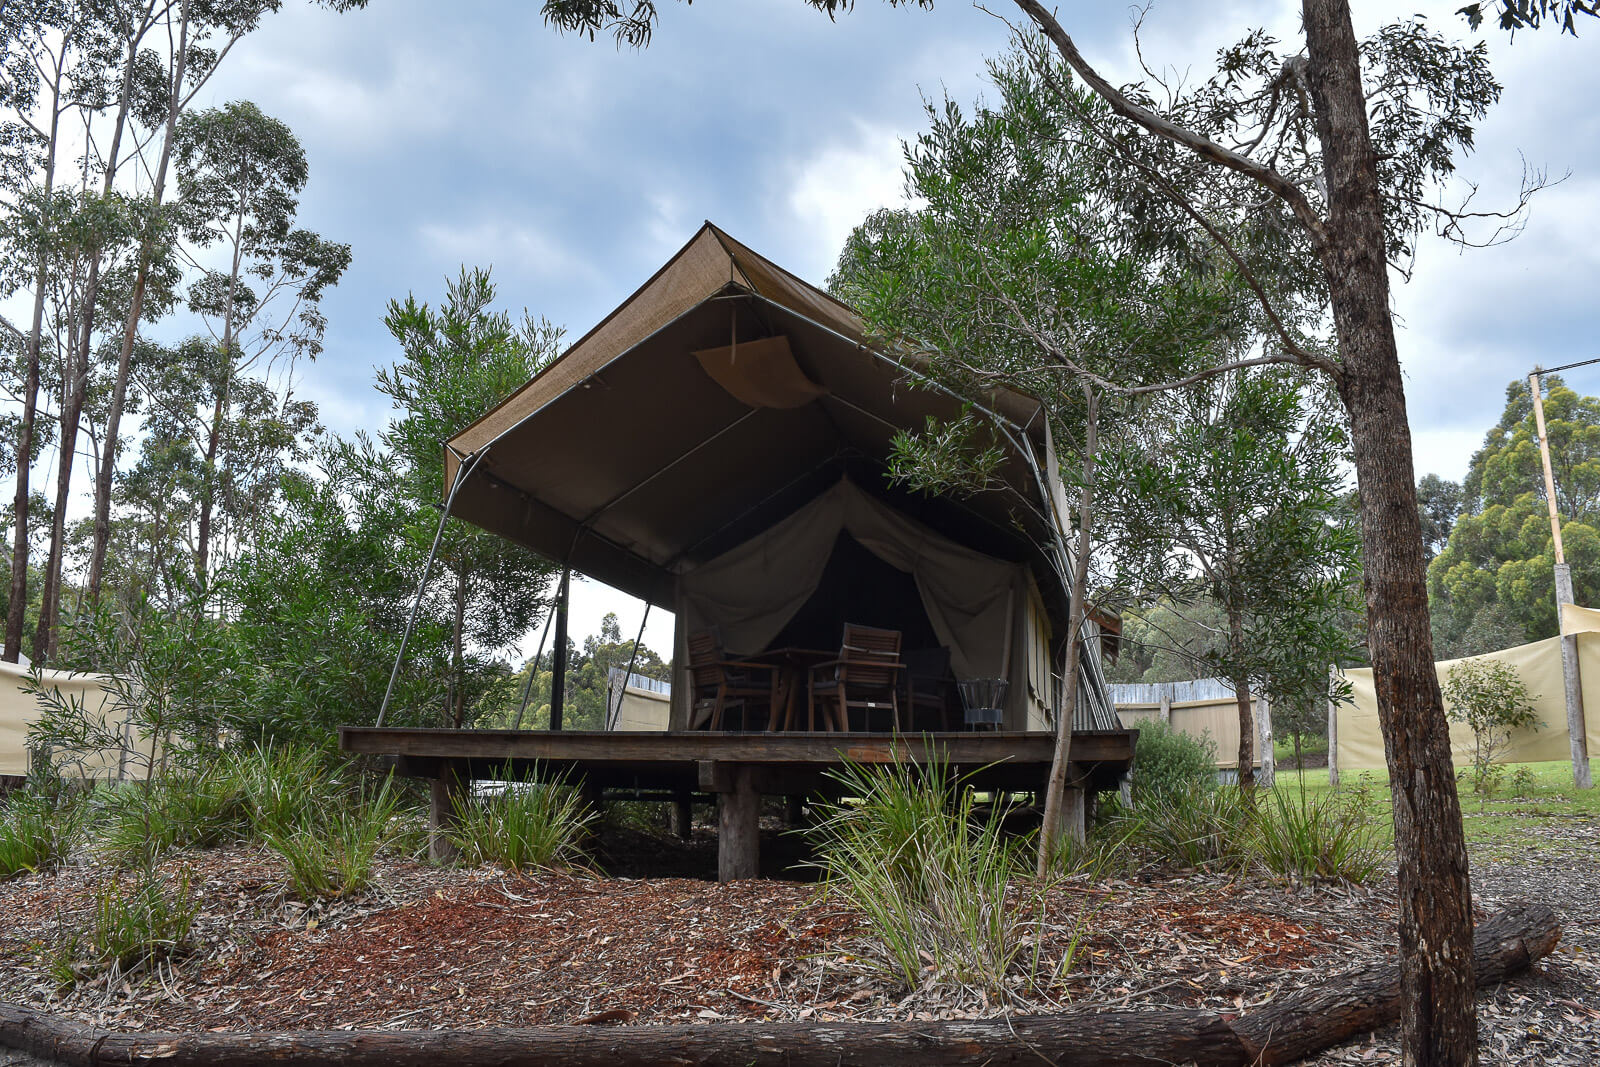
(1335, 603), (1600, 771)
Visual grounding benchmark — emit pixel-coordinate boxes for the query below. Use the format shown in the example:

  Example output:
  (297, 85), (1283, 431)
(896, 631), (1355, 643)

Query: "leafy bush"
(1441, 659), (1540, 794)
(1120, 782), (1253, 871)
(1130, 720), (1217, 801)
(1250, 783), (1384, 884)
(0, 791), (82, 878)
(807, 760), (1061, 997)
(448, 770), (595, 873)
(263, 776), (399, 899)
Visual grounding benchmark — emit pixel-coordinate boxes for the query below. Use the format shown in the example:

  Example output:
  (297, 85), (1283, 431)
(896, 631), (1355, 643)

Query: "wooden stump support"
(427, 761), (467, 863)
(0, 905), (1559, 1067)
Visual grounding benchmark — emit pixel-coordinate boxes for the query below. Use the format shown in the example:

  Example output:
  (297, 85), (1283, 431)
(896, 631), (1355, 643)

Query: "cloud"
(417, 220), (603, 287)
(784, 121), (909, 283)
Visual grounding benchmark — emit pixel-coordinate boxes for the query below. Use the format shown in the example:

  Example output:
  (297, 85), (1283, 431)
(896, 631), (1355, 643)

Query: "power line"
(1532, 356), (1600, 377)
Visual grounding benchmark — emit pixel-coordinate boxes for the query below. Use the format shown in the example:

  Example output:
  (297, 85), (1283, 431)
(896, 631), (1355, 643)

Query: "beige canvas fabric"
(693, 335), (829, 409)
(610, 685), (671, 732)
(0, 660), (142, 778)
(673, 476), (1037, 721)
(1336, 606), (1600, 770)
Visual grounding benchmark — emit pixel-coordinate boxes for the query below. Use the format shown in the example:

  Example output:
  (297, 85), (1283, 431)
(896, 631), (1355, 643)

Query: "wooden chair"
(688, 628), (777, 731)
(808, 624), (902, 732)
(902, 646), (954, 731)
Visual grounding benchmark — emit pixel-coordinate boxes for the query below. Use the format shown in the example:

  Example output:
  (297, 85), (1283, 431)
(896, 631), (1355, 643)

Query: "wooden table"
(755, 647), (835, 731)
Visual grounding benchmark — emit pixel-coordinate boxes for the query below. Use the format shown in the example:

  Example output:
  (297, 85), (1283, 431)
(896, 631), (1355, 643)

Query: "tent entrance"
(768, 531), (941, 653)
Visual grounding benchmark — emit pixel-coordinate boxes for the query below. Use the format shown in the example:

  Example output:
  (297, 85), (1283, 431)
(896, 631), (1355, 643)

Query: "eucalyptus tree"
(378, 269), (563, 729)
(85, 0), (364, 607)
(536, 0), (1579, 1051)
(126, 99), (348, 599)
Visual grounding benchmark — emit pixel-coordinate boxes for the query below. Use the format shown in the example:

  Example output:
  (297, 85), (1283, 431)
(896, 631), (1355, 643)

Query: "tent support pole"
(550, 566), (571, 731)
(607, 603), (652, 731)
(512, 595), (558, 730)
(376, 450), (485, 729)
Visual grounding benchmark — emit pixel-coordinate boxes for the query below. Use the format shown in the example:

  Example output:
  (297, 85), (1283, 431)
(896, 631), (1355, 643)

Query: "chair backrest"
(839, 623), (900, 690)
(688, 627), (726, 691)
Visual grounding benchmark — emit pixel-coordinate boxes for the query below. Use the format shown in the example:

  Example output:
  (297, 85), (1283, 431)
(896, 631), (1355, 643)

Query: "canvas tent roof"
(443, 222), (1066, 609)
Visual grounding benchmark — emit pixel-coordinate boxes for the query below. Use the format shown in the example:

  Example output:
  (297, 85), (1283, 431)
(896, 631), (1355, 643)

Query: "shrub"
(1121, 782), (1253, 871)
(807, 759), (1060, 997)
(231, 743), (340, 839)
(1130, 720), (1217, 801)
(80, 868), (200, 980)
(0, 791), (82, 878)
(1250, 782), (1384, 884)
(1441, 659), (1540, 794)
(96, 766), (253, 865)
(448, 770), (595, 873)
(263, 776), (399, 899)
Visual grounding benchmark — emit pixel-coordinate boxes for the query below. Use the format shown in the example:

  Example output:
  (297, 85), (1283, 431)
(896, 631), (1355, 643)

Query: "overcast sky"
(186, 0), (1600, 653)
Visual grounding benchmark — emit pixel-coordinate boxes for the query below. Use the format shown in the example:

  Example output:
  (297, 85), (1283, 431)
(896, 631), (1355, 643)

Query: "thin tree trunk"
(193, 387), (226, 595)
(86, 0), (188, 604)
(1301, 0), (1476, 1061)
(1038, 386), (1097, 877)
(4, 52), (66, 662)
(1227, 609), (1255, 791)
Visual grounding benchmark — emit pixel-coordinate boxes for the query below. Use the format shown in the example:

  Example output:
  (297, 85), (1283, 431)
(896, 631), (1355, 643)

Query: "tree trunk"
(0, 905), (1558, 1067)
(1038, 386), (1097, 877)
(1301, 0), (1476, 1061)
(1227, 608), (1255, 791)
(32, 291), (94, 663)
(86, 0), (188, 605)
(193, 388), (226, 597)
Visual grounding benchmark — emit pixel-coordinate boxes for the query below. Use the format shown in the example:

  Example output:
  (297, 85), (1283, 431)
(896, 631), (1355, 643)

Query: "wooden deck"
(340, 727), (1137, 880)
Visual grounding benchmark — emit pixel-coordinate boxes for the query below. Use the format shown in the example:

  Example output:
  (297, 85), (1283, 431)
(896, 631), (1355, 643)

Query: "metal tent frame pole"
(376, 450), (486, 729)
(512, 595), (558, 730)
(606, 603), (652, 731)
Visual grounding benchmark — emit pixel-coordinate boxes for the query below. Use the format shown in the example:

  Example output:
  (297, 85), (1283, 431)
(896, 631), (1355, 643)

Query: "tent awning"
(443, 222), (1063, 609)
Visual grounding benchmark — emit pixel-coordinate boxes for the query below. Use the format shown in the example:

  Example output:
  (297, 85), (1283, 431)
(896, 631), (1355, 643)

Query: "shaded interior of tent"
(438, 222), (1120, 734)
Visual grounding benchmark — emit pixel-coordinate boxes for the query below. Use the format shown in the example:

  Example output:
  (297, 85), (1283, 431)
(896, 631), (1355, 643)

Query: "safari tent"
(437, 222), (1117, 734)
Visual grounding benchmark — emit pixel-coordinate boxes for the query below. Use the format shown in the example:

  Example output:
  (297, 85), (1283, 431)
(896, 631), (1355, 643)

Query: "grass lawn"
(1264, 760), (1600, 855)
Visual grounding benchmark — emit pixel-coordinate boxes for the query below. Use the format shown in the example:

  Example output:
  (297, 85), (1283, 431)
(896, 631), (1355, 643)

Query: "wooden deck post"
(670, 793), (693, 839)
(715, 765), (760, 881)
(1061, 769), (1087, 846)
(429, 762), (467, 863)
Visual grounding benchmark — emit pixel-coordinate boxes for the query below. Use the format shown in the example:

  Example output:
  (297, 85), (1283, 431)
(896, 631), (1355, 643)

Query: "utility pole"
(1529, 369), (1593, 789)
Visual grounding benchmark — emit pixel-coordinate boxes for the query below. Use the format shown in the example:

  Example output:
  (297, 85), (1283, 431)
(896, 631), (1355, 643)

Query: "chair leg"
(767, 676), (782, 732)
(710, 683), (727, 731)
(836, 689), (849, 733)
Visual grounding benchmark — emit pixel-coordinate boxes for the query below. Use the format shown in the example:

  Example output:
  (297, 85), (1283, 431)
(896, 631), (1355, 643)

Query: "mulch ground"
(0, 811), (1595, 1064)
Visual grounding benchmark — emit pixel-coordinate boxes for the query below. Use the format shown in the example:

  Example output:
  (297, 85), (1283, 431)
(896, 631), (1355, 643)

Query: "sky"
(176, 0), (1599, 657)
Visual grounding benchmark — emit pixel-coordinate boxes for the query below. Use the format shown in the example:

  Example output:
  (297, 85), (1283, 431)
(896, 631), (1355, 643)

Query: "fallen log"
(0, 903), (1558, 1067)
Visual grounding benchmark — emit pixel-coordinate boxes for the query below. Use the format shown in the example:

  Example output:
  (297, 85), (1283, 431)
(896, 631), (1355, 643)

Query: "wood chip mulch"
(0, 813), (1594, 1065)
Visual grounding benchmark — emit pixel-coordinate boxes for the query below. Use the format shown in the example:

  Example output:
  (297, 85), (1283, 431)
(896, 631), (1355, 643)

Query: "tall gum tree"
(537, 0), (1592, 1060)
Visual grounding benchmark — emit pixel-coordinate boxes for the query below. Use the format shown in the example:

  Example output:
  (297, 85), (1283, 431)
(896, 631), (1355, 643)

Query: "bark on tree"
(1003, 0), (1479, 1059)
(0, 904), (1558, 1067)
(1227, 606), (1255, 791)
(1301, 2), (1477, 1060)
(3, 46), (67, 663)
(1038, 385), (1097, 876)
(87, 0), (190, 605)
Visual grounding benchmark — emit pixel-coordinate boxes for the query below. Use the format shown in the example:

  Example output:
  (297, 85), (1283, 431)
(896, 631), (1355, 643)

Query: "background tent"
(1335, 603), (1600, 771)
